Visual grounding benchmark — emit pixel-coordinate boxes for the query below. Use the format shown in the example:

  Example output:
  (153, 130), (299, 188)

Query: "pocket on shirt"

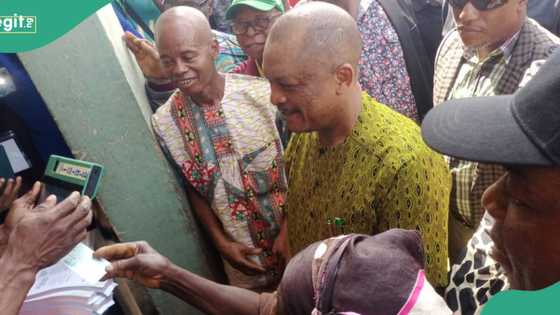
(241, 141), (286, 195)
(245, 142), (277, 171)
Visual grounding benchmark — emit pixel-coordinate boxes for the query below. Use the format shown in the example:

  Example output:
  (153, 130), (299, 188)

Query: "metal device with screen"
(0, 145), (14, 179)
(40, 155), (104, 202)
(0, 130), (31, 178)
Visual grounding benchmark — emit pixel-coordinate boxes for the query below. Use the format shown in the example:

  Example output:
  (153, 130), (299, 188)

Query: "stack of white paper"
(19, 243), (118, 315)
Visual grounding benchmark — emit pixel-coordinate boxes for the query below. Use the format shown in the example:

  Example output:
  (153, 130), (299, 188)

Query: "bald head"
(154, 6), (220, 96)
(265, 2), (362, 72)
(155, 6), (213, 48)
(263, 2), (364, 138)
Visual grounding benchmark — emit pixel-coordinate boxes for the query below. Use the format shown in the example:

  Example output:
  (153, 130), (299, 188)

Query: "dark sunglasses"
(449, 0), (508, 11)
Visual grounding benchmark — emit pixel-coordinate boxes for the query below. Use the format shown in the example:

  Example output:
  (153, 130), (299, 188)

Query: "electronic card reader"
(41, 155), (104, 202)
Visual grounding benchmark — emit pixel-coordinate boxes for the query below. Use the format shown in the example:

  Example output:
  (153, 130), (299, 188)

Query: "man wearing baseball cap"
(226, 0), (285, 76)
(422, 48), (560, 314)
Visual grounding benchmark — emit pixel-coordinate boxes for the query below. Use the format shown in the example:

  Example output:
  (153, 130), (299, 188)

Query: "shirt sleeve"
(150, 103), (193, 187)
(214, 33), (246, 73)
(145, 82), (175, 112)
(232, 60), (248, 74)
(378, 154), (451, 288)
(444, 212), (509, 315)
(519, 59), (547, 88)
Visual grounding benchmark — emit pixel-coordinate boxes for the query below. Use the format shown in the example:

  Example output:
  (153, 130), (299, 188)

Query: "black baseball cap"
(422, 49), (560, 166)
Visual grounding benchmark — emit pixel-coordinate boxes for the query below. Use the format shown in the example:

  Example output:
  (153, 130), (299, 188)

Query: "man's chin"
(525, 278), (560, 291)
(286, 123), (308, 134)
(507, 268), (557, 291)
(178, 83), (203, 96)
(509, 280), (542, 291)
(459, 37), (488, 50)
(284, 116), (308, 133)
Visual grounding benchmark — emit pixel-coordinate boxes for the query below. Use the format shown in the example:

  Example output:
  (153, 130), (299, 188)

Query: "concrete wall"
(19, 4), (217, 314)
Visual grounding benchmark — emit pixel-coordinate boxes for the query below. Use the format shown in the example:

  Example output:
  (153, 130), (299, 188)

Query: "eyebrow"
(503, 164), (526, 177)
(160, 48), (199, 58)
(503, 165), (546, 200)
(272, 76), (304, 86)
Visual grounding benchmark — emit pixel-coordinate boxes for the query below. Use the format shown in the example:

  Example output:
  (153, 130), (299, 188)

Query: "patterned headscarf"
(278, 229), (451, 315)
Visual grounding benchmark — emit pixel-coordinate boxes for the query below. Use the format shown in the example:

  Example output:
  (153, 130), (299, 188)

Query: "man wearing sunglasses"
(424, 48), (560, 315)
(442, 0), (560, 36)
(433, 0), (559, 313)
(226, 0), (285, 77)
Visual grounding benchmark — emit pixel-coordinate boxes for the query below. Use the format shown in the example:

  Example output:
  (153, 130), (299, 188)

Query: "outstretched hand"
(5, 181), (41, 230)
(7, 191), (93, 271)
(123, 31), (167, 80)
(94, 241), (171, 288)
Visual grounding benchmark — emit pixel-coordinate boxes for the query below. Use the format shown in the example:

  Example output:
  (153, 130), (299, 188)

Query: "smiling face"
(482, 166), (560, 290)
(452, 0), (526, 51)
(231, 6), (281, 61)
(262, 3), (362, 135)
(263, 43), (341, 134)
(156, 19), (218, 96)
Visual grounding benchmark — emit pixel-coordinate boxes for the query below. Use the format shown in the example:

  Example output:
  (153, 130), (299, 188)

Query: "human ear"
(517, 0), (528, 12)
(334, 63), (354, 95)
(210, 39), (220, 60)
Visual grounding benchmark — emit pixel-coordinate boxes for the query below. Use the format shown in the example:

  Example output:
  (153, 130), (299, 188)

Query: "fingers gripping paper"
(19, 243), (117, 315)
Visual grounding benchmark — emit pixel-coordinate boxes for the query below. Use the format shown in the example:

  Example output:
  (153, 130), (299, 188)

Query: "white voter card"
(61, 243), (111, 284)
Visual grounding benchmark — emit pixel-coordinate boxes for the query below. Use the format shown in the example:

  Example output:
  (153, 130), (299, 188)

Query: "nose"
(270, 83), (287, 106)
(173, 59), (189, 76)
(457, 1), (480, 22)
(246, 24), (257, 37)
(482, 174), (508, 221)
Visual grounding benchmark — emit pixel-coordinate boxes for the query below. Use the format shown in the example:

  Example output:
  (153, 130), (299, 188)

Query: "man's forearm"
(186, 185), (230, 250)
(161, 263), (260, 315)
(145, 81), (175, 111)
(0, 249), (37, 315)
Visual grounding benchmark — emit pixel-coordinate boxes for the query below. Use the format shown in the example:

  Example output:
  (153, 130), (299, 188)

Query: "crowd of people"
(2, 0), (560, 314)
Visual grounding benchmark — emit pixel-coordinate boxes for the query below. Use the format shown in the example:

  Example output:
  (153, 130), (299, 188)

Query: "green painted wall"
(19, 5), (215, 315)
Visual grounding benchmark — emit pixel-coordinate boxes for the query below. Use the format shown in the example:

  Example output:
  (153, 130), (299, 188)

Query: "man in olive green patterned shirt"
(263, 2), (451, 287)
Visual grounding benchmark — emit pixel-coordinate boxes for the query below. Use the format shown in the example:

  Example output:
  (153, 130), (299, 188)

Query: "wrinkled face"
(483, 166), (560, 290)
(452, 0), (525, 50)
(232, 6), (281, 60)
(263, 45), (338, 133)
(157, 22), (218, 96)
